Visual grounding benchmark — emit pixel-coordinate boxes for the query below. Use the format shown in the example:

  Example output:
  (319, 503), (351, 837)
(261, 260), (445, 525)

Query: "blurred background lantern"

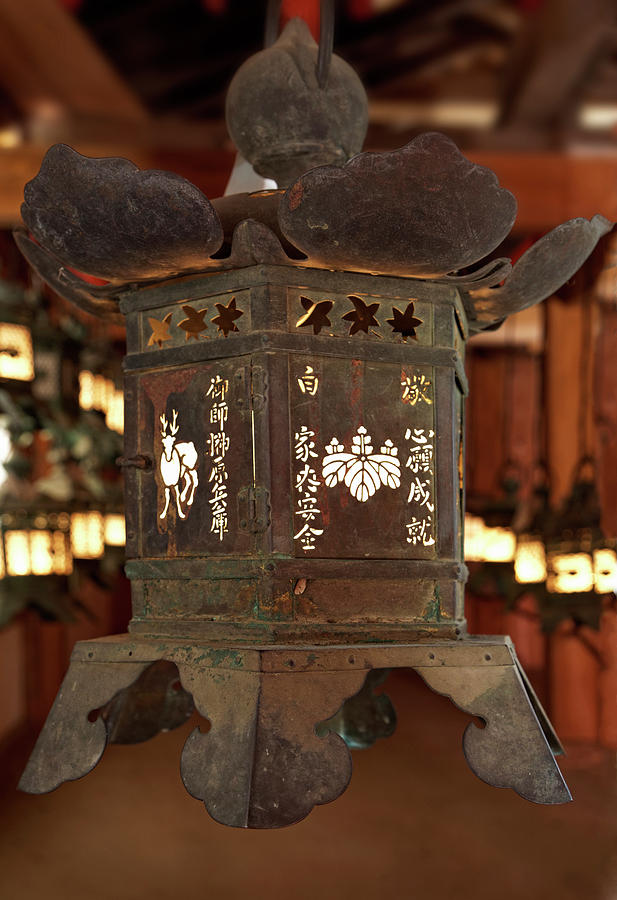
(0, 245), (127, 629)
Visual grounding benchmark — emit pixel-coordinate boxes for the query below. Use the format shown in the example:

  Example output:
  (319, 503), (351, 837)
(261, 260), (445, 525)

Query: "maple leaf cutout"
(387, 302), (423, 341)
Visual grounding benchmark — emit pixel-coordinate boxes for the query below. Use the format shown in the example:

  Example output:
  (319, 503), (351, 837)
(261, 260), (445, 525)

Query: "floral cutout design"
(387, 302), (422, 341)
(322, 426), (401, 503)
(178, 305), (208, 341)
(147, 312), (173, 348)
(212, 297), (243, 336)
(342, 295), (380, 335)
(296, 297), (333, 335)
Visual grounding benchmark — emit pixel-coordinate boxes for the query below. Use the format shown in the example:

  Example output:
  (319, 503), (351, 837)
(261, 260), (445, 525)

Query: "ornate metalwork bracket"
(20, 636), (570, 828)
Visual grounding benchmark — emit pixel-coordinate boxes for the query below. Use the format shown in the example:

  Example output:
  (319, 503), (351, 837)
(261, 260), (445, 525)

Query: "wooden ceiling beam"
(468, 151), (617, 231)
(0, 0), (147, 122)
(498, 0), (617, 131)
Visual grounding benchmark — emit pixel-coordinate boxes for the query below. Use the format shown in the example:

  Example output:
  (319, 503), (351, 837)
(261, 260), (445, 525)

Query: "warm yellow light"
(79, 370), (95, 410)
(0, 541), (5, 580)
(5, 531), (31, 575)
(0, 324), (34, 381)
(105, 389), (124, 434)
(29, 530), (54, 575)
(593, 549), (617, 594)
(70, 512), (104, 559)
(79, 370), (123, 434)
(482, 527), (516, 563)
(547, 552), (594, 594)
(464, 513), (515, 563)
(93, 374), (107, 410)
(464, 514), (485, 561)
(0, 124), (22, 149)
(4, 529), (73, 576)
(104, 514), (126, 547)
(52, 530), (73, 575)
(514, 540), (547, 584)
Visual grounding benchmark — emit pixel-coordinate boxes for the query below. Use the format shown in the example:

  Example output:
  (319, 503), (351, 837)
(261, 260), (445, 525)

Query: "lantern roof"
(13, 18), (612, 335)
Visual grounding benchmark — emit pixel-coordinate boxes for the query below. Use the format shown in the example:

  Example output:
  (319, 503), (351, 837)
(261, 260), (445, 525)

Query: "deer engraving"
(159, 409), (199, 520)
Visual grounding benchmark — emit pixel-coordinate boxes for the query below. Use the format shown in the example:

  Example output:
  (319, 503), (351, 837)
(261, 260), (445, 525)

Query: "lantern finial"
(225, 18), (368, 187)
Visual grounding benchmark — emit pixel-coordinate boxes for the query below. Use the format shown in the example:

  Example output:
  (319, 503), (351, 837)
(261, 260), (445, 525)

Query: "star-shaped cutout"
(178, 305), (208, 341)
(147, 312), (173, 348)
(296, 297), (333, 335)
(212, 297), (243, 337)
(342, 295), (380, 336)
(387, 301), (423, 342)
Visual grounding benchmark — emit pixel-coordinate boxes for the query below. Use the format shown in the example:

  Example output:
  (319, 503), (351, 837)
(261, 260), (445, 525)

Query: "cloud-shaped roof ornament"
(278, 133), (518, 278)
(465, 214), (613, 331)
(12, 15), (613, 332)
(21, 143), (224, 282)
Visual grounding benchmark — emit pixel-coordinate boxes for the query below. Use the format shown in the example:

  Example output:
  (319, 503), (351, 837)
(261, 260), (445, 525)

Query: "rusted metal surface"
(466, 214), (613, 331)
(20, 143), (223, 282)
(13, 9), (593, 826)
(13, 230), (124, 324)
(18, 658), (150, 794)
(318, 669), (396, 750)
(225, 19), (368, 187)
(278, 133), (517, 278)
(179, 662), (365, 828)
(102, 660), (194, 745)
(512, 650), (564, 756)
(15, 244), (576, 825)
(418, 662), (570, 805)
(113, 266), (466, 645)
(16, 142), (610, 331)
(19, 635), (570, 826)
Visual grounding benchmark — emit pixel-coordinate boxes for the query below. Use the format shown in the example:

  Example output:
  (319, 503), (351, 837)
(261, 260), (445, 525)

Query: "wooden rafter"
(0, 0), (147, 122)
(499, 0), (617, 131)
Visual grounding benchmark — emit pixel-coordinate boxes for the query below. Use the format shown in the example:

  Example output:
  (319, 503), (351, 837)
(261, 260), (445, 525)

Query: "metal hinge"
(233, 363), (268, 413)
(250, 364), (268, 412)
(116, 454), (152, 471)
(238, 485), (271, 533)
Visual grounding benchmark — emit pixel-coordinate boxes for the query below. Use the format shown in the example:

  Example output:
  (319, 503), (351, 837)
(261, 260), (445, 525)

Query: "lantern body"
(121, 265), (467, 645)
(20, 260), (573, 827)
(17, 8), (614, 826)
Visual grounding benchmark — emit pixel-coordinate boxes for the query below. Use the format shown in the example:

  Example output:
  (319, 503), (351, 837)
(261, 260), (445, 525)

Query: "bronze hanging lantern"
(14, 7), (613, 827)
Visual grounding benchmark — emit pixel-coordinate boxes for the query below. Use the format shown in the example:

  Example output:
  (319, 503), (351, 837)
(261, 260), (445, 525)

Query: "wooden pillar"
(505, 594), (548, 704)
(545, 282), (602, 742)
(599, 607), (617, 748)
(550, 622), (601, 742)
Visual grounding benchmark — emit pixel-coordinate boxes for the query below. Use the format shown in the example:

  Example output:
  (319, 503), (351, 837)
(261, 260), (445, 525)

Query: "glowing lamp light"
(70, 511), (104, 559)
(3, 529), (72, 577)
(464, 513), (516, 563)
(79, 370), (123, 434)
(593, 548), (617, 594)
(514, 540), (547, 584)
(0, 323), (34, 381)
(547, 552), (594, 594)
(5, 530), (29, 575)
(104, 514), (126, 547)
(105, 391), (124, 435)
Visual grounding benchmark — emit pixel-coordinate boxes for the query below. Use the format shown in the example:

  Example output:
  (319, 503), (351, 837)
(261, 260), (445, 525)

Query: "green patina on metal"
(422, 586), (443, 623)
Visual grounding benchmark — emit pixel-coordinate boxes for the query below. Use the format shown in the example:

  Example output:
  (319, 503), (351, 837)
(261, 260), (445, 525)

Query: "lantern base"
(19, 634), (571, 828)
